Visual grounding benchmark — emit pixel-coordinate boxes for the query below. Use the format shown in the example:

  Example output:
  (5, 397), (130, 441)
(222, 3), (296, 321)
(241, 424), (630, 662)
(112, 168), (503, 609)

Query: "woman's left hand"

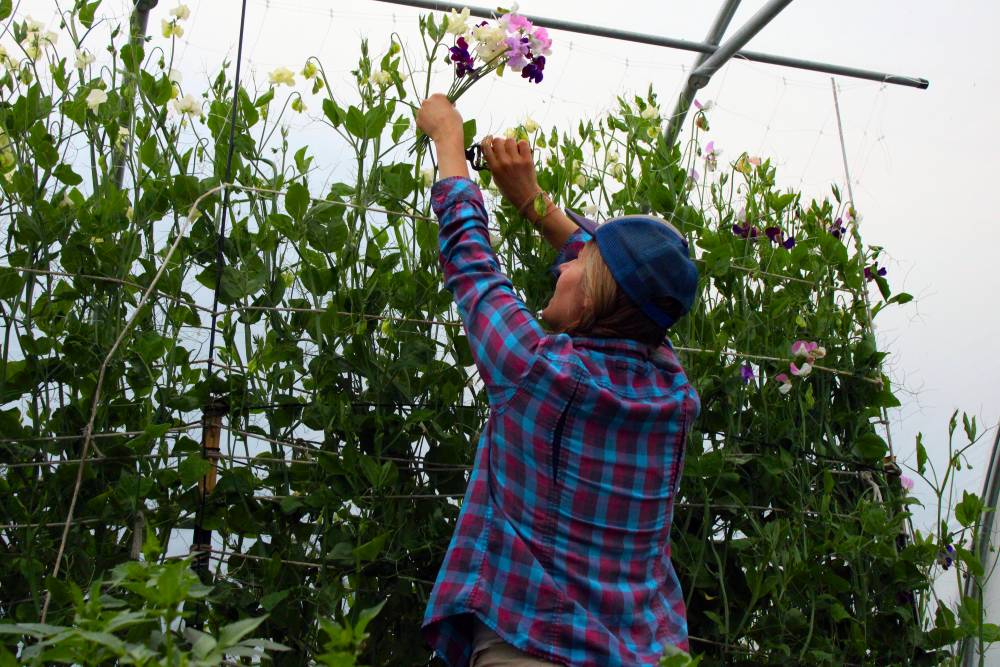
(416, 94), (463, 144)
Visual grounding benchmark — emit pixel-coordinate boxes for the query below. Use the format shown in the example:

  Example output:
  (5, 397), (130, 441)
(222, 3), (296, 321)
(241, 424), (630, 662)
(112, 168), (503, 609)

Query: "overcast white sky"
(13, 0), (1000, 574)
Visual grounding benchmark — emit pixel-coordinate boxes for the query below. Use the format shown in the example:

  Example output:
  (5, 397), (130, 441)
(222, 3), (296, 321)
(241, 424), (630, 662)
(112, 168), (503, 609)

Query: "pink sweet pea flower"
(900, 475), (915, 491)
(790, 340), (815, 358)
(775, 372), (792, 394)
(790, 361), (812, 377)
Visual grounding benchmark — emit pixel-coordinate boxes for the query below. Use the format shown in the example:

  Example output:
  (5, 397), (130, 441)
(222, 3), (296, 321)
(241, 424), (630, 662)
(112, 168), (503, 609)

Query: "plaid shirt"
(421, 177), (700, 667)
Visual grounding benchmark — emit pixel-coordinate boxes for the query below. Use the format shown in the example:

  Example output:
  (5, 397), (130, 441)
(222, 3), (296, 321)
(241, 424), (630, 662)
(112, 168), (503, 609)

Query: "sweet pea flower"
(611, 162), (626, 180)
(529, 26), (552, 56)
(640, 105), (660, 120)
(864, 262), (887, 282)
(170, 4), (191, 20)
(448, 36), (475, 78)
(269, 66), (295, 86)
(420, 167), (435, 189)
(168, 68), (183, 84)
(740, 363), (754, 384)
(301, 61), (318, 79)
(24, 16), (45, 32)
(503, 33), (531, 71)
(162, 19), (183, 38)
(693, 99), (714, 111)
(75, 48), (95, 69)
(900, 475), (914, 491)
(775, 373), (792, 394)
(172, 93), (201, 116)
(291, 97), (307, 113)
(520, 55), (545, 83)
(445, 7), (471, 35)
(731, 222), (758, 239)
(115, 125), (130, 149)
(790, 340), (817, 358)
(368, 69), (392, 87)
(584, 204), (598, 217)
(687, 167), (700, 187)
(937, 544), (955, 570)
(704, 140), (720, 171)
(790, 361), (812, 377)
(85, 87), (108, 111)
(574, 174), (587, 188)
(523, 117), (539, 133)
(829, 217), (845, 239)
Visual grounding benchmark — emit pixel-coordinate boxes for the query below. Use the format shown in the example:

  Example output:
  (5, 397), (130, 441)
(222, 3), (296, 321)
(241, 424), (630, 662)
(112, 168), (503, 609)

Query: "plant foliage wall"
(0, 3), (987, 666)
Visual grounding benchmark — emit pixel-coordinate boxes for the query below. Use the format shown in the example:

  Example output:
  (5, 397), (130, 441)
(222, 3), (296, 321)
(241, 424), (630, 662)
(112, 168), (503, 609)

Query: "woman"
(416, 94), (700, 667)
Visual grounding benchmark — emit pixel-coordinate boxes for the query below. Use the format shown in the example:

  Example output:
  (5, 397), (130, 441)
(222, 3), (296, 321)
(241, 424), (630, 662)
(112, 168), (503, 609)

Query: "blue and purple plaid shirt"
(421, 177), (700, 666)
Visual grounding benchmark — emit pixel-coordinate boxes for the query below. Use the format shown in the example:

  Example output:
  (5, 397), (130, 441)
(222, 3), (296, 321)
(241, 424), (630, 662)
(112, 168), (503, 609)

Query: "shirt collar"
(569, 335), (656, 361)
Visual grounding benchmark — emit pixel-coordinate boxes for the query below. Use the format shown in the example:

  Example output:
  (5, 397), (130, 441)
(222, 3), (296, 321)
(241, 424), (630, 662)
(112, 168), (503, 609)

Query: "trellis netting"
(0, 3), (995, 666)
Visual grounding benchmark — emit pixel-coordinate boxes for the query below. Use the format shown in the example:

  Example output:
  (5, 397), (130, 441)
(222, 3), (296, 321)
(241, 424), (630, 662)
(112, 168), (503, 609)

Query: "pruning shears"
(465, 143), (489, 172)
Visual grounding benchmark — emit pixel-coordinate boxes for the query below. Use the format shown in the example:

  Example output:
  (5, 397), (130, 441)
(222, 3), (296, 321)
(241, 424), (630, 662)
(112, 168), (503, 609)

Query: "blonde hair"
(563, 241), (682, 346)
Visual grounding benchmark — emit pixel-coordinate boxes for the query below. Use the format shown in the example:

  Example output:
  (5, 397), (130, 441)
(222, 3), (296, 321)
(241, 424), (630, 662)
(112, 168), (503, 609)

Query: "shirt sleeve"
(547, 227), (593, 283)
(432, 176), (546, 407)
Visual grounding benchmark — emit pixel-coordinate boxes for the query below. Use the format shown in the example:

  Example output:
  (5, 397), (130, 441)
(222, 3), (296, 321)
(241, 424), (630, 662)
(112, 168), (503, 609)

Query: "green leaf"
(53, 163), (83, 186)
(322, 98), (344, 128)
(0, 0), (11, 20)
(78, 0), (101, 27)
(955, 490), (983, 528)
(462, 118), (477, 148)
(916, 433), (927, 475)
(218, 616), (267, 648)
(391, 116), (410, 143)
(352, 532), (389, 562)
(355, 599), (386, 636)
(853, 432), (887, 460)
(260, 589), (290, 611)
(285, 182), (310, 221)
(178, 454), (213, 486)
(962, 412), (977, 442)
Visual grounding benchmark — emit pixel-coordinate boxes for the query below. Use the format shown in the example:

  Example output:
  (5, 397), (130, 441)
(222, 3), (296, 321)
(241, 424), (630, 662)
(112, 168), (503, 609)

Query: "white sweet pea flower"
(574, 174), (587, 188)
(75, 48), (95, 69)
(640, 105), (660, 120)
(268, 66), (295, 87)
(168, 68), (182, 84)
(115, 125), (130, 149)
(161, 19), (184, 38)
(607, 150), (620, 164)
(172, 93), (201, 116)
(21, 36), (41, 60)
(523, 117), (539, 133)
(170, 4), (191, 20)
(812, 346), (827, 360)
(59, 192), (73, 207)
(41, 31), (58, 46)
(444, 7), (471, 35)
(489, 232), (501, 247)
(584, 204), (598, 217)
(420, 167), (435, 189)
(611, 162), (626, 180)
(503, 127), (517, 139)
(24, 16), (44, 32)
(368, 69), (392, 87)
(778, 382), (793, 395)
(86, 87), (108, 111)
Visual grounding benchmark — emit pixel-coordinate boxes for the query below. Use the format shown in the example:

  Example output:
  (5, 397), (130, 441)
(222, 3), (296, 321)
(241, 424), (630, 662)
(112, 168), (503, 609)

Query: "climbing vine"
(0, 2), (995, 665)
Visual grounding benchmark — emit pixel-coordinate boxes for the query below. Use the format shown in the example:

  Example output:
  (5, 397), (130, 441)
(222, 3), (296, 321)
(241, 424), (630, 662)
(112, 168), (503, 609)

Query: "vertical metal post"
(664, 0), (742, 147)
(191, 399), (228, 579)
(113, 0), (158, 188)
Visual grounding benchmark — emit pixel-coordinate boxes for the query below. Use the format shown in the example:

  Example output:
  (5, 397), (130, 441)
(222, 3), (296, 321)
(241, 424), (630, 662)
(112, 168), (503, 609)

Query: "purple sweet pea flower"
(732, 223), (758, 239)
(864, 262), (887, 282)
(504, 34), (531, 71)
(764, 226), (782, 243)
(448, 37), (475, 78)
(937, 544), (955, 570)
(740, 363), (754, 384)
(521, 55), (545, 83)
(830, 217), (845, 239)
(782, 236), (796, 250)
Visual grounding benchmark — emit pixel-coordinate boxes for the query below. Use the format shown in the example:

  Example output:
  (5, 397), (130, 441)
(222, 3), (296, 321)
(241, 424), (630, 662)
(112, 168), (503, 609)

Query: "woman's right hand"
(481, 136), (541, 213)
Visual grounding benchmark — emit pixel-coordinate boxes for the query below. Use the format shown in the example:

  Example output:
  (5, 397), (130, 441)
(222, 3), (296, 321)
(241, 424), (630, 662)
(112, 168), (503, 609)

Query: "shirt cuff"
(430, 176), (485, 219)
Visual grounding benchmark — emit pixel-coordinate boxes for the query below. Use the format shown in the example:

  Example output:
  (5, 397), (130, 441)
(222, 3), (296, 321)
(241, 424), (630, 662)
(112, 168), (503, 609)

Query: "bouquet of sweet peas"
(416, 4), (552, 151)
